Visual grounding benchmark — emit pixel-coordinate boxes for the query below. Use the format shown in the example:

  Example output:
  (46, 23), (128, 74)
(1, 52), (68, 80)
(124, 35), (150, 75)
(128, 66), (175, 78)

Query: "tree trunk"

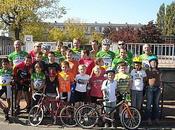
(14, 27), (20, 40)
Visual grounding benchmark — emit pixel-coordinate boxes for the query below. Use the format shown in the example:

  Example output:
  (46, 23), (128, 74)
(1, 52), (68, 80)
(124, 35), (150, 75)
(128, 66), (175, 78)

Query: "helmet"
(148, 55), (158, 62)
(106, 67), (115, 74)
(101, 38), (111, 45)
(116, 58), (126, 65)
(133, 56), (142, 63)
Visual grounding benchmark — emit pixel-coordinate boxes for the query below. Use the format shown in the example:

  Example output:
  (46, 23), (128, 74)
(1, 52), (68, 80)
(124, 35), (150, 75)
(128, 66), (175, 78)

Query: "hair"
(57, 41), (63, 46)
(118, 62), (127, 67)
(143, 43), (151, 49)
(95, 58), (103, 65)
(34, 61), (44, 70)
(36, 52), (43, 56)
(14, 40), (22, 45)
(48, 51), (55, 56)
(61, 46), (68, 50)
(91, 40), (98, 44)
(61, 61), (70, 68)
(81, 49), (90, 56)
(25, 54), (32, 59)
(66, 49), (73, 54)
(78, 64), (86, 70)
(2, 58), (9, 63)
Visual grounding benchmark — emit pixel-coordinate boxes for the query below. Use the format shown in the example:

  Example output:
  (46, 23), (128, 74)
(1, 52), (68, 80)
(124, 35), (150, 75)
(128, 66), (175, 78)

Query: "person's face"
(34, 45), (42, 52)
(35, 64), (42, 73)
(103, 44), (110, 51)
(91, 42), (98, 50)
(79, 66), (86, 74)
(118, 43), (126, 49)
(107, 72), (115, 81)
(118, 65), (126, 73)
(150, 60), (157, 68)
(48, 53), (55, 63)
(73, 39), (80, 48)
(14, 41), (21, 51)
(93, 67), (101, 76)
(119, 49), (127, 58)
(56, 42), (63, 51)
(61, 64), (69, 72)
(143, 45), (151, 54)
(25, 58), (32, 66)
(35, 54), (42, 61)
(2, 62), (9, 69)
(61, 48), (66, 56)
(81, 51), (88, 58)
(66, 52), (73, 60)
(134, 63), (141, 70)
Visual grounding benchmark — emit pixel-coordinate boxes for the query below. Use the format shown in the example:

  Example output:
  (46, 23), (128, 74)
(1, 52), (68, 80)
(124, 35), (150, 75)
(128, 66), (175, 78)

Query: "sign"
(24, 35), (33, 42)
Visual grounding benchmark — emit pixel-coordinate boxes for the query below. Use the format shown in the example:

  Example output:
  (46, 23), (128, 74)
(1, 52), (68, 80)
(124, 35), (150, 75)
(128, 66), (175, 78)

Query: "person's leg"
(131, 90), (137, 108)
(146, 87), (153, 124)
(152, 87), (161, 120)
(136, 91), (143, 111)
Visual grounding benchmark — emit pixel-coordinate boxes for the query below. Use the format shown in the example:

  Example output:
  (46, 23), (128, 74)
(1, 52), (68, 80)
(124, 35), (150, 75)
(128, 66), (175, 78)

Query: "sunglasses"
(118, 44), (125, 46)
(36, 46), (41, 48)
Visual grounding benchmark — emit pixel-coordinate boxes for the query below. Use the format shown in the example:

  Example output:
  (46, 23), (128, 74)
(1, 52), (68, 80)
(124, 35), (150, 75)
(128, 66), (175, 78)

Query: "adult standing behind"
(54, 41), (64, 64)
(96, 38), (115, 69)
(71, 38), (82, 61)
(8, 40), (28, 67)
(29, 42), (42, 63)
(139, 43), (156, 70)
(90, 40), (99, 59)
(115, 41), (133, 60)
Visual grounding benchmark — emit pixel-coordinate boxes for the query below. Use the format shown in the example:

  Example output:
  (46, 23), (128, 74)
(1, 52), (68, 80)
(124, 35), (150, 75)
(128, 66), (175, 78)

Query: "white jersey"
(75, 74), (90, 92)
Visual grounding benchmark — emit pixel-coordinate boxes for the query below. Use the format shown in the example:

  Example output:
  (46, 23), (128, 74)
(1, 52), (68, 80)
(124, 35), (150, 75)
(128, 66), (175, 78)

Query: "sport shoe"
(104, 123), (109, 128)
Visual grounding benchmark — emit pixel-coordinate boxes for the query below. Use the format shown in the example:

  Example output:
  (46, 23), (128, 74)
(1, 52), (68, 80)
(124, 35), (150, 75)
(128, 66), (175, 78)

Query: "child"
(31, 62), (46, 107)
(130, 57), (147, 111)
(0, 59), (13, 120)
(101, 67), (117, 128)
(74, 64), (90, 103)
(146, 55), (161, 125)
(89, 65), (106, 103)
(58, 61), (74, 102)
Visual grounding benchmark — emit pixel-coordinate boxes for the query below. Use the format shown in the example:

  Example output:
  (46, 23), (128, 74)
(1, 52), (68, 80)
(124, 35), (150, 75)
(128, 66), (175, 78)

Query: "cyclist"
(0, 59), (13, 120)
(130, 56), (147, 111)
(146, 55), (161, 125)
(71, 38), (82, 61)
(8, 40), (28, 67)
(42, 44), (51, 64)
(54, 41), (65, 64)
(13, 55), (32, 113)
(101, 67), (117, 128)
(96, 38), (115, 69)
(29, 42), (42, 63)
(90, 40), (99, 59)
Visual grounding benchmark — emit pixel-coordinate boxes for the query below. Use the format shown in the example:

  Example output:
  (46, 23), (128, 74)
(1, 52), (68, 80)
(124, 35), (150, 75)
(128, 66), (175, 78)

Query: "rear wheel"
(60, 105), (77, 127)
(75, 105), (99, 129)
(28, 105), (44, 126)
(120, 106), (141, 130)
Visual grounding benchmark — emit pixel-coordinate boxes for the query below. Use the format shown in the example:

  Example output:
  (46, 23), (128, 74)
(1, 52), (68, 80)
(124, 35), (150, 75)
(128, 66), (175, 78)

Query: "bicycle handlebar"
(32, 93), (46, 100)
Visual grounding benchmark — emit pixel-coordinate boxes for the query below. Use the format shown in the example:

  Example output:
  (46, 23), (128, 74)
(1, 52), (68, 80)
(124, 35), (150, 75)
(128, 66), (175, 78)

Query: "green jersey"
(115, 72), (130, 93)
(71, 48), (82, 61)
(112, 57), (132, 71)
(115, 50), (133, 59)
(96, 50), (115, 68)
(8, 51), (28, 67)
(0, 69), (13, 87)
(31, 72), (46, 91)
(54, 51), (65, 64)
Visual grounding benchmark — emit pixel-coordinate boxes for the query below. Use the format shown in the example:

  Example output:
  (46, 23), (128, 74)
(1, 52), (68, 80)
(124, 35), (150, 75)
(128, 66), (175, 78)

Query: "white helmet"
(102, 38), (111, 45)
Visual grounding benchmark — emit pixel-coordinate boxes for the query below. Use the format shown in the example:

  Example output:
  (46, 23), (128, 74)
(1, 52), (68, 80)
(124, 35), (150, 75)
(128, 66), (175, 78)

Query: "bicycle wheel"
(28, 105), (44, 126)
(60, 105), (77, 127)
(120, 106), (141, 130)
(75, 105), (99, 129)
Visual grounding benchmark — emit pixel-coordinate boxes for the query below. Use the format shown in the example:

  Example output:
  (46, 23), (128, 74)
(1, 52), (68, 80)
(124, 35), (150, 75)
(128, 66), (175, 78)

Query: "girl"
(130, 57), (147, 111)
(146, 55), (161, 125)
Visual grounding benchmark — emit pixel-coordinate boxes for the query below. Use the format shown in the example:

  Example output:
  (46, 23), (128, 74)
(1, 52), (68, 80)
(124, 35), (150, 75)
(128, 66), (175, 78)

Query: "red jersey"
(79, 58), (95, 75)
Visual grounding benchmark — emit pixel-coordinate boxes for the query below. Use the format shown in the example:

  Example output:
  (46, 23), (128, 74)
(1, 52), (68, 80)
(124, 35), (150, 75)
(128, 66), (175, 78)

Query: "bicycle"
(75, 92), (141, 129)
(28, 92), (77, 127)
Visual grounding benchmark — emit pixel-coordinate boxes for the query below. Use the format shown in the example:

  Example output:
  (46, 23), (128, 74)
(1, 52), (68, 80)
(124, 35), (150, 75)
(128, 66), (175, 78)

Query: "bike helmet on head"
(106, 67), (115, 74)
(116, 58), (126, 65)
(133, 56), (142, 63)
(148, 55), (158, 62)
(101, 38), (111, 45)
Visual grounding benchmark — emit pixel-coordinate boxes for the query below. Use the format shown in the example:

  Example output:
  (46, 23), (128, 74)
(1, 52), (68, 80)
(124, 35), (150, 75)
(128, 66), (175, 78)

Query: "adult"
(54, 41), (64, 64)
(96, 38), (115, 69)
(42, 44), (51, 64)
(115, 41), (133, 59)
(8, 40), (28, 67)
(71, 38), (82, 60)
(79, 50), (95, 75)
(139, 43), (156, 70)
(29, 42), (42, 63)
(90, 40), (99, 59)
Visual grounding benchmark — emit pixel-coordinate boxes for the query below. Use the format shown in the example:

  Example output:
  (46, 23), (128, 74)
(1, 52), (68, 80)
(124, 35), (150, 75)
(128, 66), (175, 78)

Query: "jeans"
(146, 87), (161, 119)
(131, 90), (143, 110)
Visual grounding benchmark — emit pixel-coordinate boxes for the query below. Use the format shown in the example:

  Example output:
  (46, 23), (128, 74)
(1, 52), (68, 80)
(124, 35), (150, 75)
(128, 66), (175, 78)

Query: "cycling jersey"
(8, 51), (28, 67)
(0, 69), (13, 88)
(71, 48), (81, 61)
(31, 72), (45, 91)
(115, 50), (133, 59)
(54, 51), (65, 64)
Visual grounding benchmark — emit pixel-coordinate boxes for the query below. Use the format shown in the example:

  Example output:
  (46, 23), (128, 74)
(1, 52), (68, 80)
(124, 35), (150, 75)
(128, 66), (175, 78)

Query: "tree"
(48, 27), (66, 42)
(0, 0), (66, 40)
(90, 31), (103, 43)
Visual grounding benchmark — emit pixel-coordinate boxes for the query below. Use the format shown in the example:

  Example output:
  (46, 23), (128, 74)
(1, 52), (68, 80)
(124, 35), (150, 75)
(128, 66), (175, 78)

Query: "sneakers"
(3, 108), (9, 121)
(104, 123), (109, 128)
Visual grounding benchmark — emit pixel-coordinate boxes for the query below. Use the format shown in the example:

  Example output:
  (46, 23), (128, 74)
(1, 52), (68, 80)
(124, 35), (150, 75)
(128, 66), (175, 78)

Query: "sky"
(53, 0), (174, 24)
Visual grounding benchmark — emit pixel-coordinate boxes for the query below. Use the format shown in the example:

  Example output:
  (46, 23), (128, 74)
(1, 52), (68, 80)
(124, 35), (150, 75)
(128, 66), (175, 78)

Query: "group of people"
(0, 38), (161, 126)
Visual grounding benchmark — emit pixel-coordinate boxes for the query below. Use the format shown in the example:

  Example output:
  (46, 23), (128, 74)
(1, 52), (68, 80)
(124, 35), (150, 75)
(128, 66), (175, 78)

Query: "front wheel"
(28, 105), (44, 126)
(75, 105), (99, 129)
(60, 105), (77, 127)
(120, 106), (141, 130)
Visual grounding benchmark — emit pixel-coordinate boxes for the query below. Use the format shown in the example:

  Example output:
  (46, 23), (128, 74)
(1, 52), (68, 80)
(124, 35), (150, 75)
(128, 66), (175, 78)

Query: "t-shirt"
(115, 72), (130, 93)
(146, 69), (160, 87)
(45, 78), (58, 95)
(0, 69), (13, 89)
(46, 62), (61, 76)
(67, 60), (79, 78)
(8, 51), (28, 67)
(79, 58), (95, 75)
(115, 50), (133, 59)
(58, 71), (74, 93)
(89, 74), (106, 98)
(101, 80), (117, 102)
(96, 50), (115, 68)
(130, 69), (147, 91)
(72, 48), (81, 61)
(54, 51), (65, 64)
(75, 74), (90, 92)
(31, 72), (46, 91)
